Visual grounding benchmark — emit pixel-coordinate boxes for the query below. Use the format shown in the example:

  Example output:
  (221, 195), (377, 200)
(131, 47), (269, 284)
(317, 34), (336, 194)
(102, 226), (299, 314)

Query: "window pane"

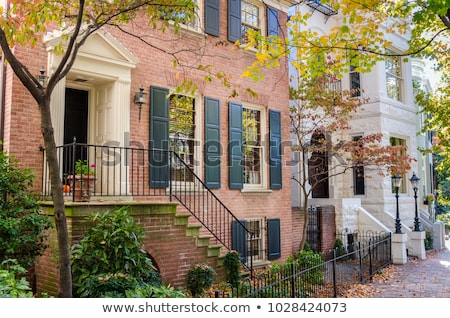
(241, 0), (260, 44)
(243, 108), (262, 185)
(385, 53), (402, 101)
(246, 219), (263, 261)
(169, 95), (195, 181)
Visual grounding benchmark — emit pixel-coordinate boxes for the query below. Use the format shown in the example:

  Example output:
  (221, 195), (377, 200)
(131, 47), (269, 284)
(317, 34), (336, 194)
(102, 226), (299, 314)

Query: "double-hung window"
(241, 0), (261, 44)
(349, 64), (361, 97)
(228, 0), (278, 43)
(228, 102), (282, 190)
(160, 1), (201, 32)
(385, 51), (403, 101)
(243, 107), (263, 187)
(169, 95), (196, 182)
(390, 137), (407, 193)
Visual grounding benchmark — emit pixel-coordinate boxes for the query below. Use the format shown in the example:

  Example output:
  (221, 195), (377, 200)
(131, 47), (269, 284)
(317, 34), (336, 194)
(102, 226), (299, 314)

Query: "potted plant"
(67, 159), (96, 202)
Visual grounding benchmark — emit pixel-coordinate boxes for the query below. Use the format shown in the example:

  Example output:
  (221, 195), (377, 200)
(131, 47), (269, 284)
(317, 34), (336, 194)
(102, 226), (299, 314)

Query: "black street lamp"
(409, 172), (421, 231)
(392, 174), (402, 234)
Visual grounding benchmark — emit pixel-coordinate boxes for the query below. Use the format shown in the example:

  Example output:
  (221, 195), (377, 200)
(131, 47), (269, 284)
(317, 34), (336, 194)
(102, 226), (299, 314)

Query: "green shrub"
(0, 259), (33, 298)
(125, 284), (186, 298)
(424, 231), (434, 250)
(334, 238), (348, 257)
(250, 250), (325, 298)
(0, 151), (52, 269)
(222, 251), (241, 288)
(184, 263), (216, 297)
(71, 206), (162, 297)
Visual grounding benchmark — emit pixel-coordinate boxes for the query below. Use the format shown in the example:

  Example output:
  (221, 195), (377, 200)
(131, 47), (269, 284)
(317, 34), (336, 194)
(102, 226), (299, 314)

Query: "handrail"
(170, 151), (254, 273)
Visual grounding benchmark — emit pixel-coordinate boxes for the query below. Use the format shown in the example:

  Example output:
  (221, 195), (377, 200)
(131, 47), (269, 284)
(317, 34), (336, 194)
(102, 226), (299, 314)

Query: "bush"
(222, 251), (241, 288)
(184, 263), (216, 297)
(0, 151), (52, 269)
(424, 231), (434, 250)
(334, 238), (348, 257)
(71, 206), (162, 297)
(125, 284), (186, 298)
(0, 259), (33, 298)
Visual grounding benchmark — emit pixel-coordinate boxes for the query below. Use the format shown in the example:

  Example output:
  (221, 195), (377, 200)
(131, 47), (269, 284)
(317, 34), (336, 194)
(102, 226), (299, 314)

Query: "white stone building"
(288, 2), (434, 240)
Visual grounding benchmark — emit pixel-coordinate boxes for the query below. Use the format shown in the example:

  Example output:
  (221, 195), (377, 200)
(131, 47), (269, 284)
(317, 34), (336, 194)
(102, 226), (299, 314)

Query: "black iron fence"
(41, 141), (253, 272)
(213, 232), (391, 298)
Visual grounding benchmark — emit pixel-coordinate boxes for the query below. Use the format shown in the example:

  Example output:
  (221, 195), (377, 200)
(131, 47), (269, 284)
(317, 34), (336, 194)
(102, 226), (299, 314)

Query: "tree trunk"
(40, 97), (72, 297)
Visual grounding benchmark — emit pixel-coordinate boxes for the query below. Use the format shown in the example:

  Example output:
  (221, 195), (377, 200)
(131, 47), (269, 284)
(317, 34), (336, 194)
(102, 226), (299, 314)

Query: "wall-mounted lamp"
(37, 67), (48, 88)
(134, 85), (147, 121)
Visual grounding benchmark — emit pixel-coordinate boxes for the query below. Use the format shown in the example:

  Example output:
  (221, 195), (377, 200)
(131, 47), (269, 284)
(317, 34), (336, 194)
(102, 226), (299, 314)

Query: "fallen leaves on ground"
(340, 265), (398, 298)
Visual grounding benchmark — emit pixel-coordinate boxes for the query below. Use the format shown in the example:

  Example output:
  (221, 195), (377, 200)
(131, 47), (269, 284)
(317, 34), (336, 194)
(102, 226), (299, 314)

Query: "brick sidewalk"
(367, 242), (450, 298)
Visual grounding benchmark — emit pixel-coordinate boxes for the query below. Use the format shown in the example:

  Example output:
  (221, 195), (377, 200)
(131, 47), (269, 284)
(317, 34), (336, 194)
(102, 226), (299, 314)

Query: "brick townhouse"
(0, 0), (302, 294)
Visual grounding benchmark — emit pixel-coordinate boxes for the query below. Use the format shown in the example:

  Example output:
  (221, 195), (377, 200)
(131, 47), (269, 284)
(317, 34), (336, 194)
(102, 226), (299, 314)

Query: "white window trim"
(167, 91), (202, 184)
(246, 218), (265, 263)
(242, 103), (267, 191)
(385, 50), (404, 102)
(165, 1), (203, 35)
(240, 0), (267, 51)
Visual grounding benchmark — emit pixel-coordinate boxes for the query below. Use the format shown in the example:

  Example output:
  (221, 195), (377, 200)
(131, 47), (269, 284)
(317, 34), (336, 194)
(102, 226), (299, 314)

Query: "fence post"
(71, 137), (77, 202)
(332, 248), (337, 298)
(169, 150), (172, 202)
(358, 241), (363, 282)
(290, 263), (296, 298)
(368, 238), (373, 278)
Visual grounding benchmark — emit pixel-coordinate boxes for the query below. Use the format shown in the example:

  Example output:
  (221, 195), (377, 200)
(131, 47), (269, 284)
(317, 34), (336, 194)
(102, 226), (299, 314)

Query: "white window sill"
(241, 188), (273, 194)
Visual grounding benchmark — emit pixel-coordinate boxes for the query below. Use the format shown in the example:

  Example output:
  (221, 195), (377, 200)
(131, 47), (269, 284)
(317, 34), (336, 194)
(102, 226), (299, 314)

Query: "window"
(243, 107), (262, 186)
(247, 218), (264, 262)
(228, 0), (277, 43)
(390, 137), (407, 193)
(159, 1), (200, 32)
(352, 136), (365, 195)
(232, 218), (280, 264)
(241, 1), (261, 43)
(169, 95), (196, 181)
(385, 51), (403, 101)
(228, 102), (281, 190)
(349, 64), (361, 97)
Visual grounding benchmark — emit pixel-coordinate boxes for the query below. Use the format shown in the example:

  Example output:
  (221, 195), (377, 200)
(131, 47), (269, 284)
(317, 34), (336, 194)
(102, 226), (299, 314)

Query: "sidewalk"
(366, 239), (450, 298)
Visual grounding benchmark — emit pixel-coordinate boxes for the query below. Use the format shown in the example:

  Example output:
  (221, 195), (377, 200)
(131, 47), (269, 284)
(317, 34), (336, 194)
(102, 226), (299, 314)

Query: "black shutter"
(205, 0), (220, 36)
(267, 218), (281, 260)
(232, 220), (247, 263)
(228, 102), (243, 189)
(204, 97), (221, 188)
(149, 86), (169, 188)
(269, 110), (282, 189)
(267, 7), (279, 36)
(228, 0), (241, 42)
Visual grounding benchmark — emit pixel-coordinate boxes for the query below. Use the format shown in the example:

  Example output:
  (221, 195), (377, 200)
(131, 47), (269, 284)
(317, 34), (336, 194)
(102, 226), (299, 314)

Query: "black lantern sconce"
(392, 174), (403, 234)
(409, 172), (421, 231)
(134, 85), (147, 121)
(37, 67), (48, 88)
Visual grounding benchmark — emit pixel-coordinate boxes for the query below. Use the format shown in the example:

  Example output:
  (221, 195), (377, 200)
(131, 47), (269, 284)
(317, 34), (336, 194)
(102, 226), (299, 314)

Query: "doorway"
(63, 88), (89, 178)
(64, 88), (88, 145)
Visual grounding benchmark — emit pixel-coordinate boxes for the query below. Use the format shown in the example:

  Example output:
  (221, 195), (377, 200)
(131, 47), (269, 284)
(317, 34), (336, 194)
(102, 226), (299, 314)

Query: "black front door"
(63, 88), (89, 178)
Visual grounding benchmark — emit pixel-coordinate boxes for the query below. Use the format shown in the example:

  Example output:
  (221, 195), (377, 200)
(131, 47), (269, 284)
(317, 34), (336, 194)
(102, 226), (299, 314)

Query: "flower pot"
(67, 175), (96, 202)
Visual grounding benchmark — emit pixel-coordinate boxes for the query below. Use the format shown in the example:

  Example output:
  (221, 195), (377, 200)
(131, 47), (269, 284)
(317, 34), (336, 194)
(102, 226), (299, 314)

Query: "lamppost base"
(410, 231), (426, 260)
(392, 232), (408, 264)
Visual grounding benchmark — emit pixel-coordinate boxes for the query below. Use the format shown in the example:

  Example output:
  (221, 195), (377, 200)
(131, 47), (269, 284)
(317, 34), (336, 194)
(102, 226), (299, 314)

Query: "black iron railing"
(41, 141), (253, 272)
(212, 232), (391, 298)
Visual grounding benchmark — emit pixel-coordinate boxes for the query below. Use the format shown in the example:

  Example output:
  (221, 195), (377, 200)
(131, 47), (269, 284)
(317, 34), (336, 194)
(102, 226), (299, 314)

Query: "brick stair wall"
(35, 201), (225, 296)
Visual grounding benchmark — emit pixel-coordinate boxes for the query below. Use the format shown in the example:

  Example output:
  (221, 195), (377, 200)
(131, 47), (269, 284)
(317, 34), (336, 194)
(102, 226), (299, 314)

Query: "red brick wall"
(36, 203), (225, 296)
(6, 2), (296, 290)
(319, 205), (336, 252)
